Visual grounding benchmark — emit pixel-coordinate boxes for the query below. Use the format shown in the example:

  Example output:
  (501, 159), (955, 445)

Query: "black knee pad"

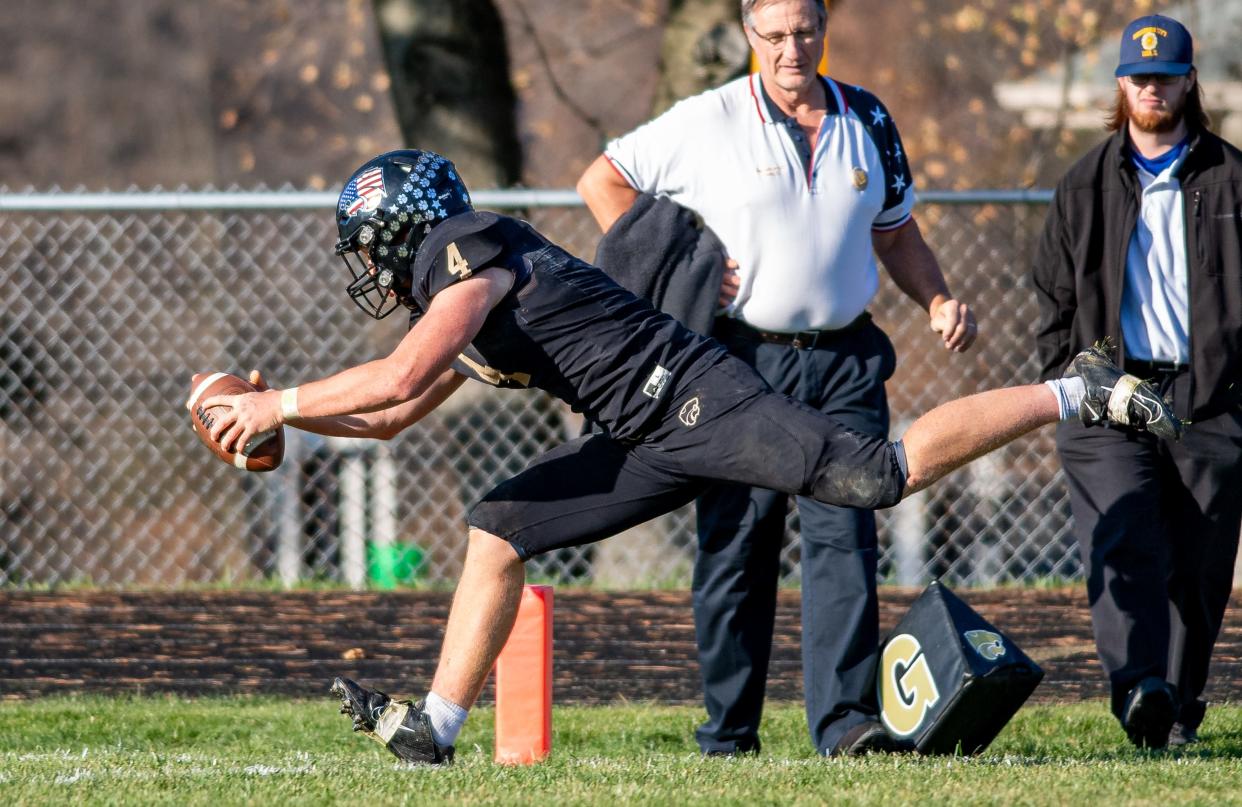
(809, 443), (905, 510)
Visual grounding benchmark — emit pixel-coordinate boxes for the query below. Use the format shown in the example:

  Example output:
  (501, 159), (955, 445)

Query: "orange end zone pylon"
(494, 584), (553, 764)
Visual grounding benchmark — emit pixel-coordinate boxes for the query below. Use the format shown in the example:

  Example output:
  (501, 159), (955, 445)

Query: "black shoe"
(331, 677), (455, 764)
(1121, 677), (1178, 749)
(700, 736), (761, 757)
(1067, 342), (1181, 441)
(829, 720), (901, 756)
(702, 745), (761, 758)
(1168, 722), (1199, 747)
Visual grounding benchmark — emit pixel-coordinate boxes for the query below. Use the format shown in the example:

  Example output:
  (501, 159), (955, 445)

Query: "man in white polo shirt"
(1033, 14), (1242, 750)
(578, 0), (975, 757)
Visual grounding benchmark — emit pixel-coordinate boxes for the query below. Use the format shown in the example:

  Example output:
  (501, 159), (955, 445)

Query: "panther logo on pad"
(964, 629), (1006, 662)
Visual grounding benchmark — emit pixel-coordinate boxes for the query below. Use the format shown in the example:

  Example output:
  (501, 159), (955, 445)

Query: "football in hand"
(187, 372), (285, 472)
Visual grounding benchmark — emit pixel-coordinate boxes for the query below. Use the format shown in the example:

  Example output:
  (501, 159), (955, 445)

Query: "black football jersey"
(407, 211), (728, 441)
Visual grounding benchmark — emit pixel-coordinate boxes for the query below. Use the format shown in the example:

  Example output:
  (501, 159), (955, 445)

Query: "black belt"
(715, 312), (871, 349)
(1125, 358), (1187, 376)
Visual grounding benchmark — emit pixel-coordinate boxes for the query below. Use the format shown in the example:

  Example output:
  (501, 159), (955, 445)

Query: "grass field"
(3, 696), (1242, 805)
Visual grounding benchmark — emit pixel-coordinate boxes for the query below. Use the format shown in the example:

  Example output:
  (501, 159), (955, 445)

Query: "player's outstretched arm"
(254, 368), (467, 441)
(204, 267), (512, 453)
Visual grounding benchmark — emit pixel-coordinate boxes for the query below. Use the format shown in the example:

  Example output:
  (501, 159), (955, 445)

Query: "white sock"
(1044, 377), (1086, 421)
(424, 691), (468, 747)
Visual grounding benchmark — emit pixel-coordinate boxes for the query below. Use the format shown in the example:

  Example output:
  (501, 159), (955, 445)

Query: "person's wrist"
(280, 387), (301, 423)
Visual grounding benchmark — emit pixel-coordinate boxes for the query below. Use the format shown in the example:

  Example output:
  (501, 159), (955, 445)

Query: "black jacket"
(593, 192), (727, 338)
(1032, 127), (1242, 421)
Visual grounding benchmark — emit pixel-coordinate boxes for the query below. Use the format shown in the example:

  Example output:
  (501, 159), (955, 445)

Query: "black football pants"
(469, 351), (903, 560)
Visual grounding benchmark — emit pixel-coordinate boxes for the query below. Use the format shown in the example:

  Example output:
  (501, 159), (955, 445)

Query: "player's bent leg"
(431, 528), (526, 709)
(900, 385), (1061, 495)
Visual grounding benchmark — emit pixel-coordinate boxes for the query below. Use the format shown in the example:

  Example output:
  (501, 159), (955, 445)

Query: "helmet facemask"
(335, 220), (424, 320)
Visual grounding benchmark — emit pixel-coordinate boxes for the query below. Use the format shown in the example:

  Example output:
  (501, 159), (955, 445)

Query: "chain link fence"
(0, 189), (1071, 590)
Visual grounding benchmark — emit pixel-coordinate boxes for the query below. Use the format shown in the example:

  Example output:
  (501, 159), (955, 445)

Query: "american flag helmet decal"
(339, 166), (387, 216)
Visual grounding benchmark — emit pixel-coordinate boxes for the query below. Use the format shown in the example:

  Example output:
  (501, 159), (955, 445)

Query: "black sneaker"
(828, 720), (901, 756)
(331, 677), (455, 764)
(1067, 342), (1182, 441)
(1168, 722), (1199, 747)
(1121, 677), (1178, 749)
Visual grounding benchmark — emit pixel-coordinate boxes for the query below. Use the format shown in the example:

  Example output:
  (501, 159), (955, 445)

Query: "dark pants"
(1056, 372), (1242, 730)
(692, 318), (896, 754)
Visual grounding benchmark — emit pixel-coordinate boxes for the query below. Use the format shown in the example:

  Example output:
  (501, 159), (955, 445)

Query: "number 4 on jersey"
(446, 242), (472, 279)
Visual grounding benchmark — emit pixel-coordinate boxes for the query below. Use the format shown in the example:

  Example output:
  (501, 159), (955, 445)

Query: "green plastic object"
(367, 541), (425, 589)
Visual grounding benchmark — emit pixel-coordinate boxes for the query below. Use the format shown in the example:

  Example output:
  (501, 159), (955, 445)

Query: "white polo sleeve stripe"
(872, 210), (913, 232)
(604, 154), (640, 190)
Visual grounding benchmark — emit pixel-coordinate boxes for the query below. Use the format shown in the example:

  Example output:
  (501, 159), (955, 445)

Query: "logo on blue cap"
(1116, 15), (1193, 77)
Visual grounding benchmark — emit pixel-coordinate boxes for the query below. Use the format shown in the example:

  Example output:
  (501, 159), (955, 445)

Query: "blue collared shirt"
(1121, 139), (1190, 363)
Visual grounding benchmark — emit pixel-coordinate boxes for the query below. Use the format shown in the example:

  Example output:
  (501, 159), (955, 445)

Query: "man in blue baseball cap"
(1034, 14), (1242, 750)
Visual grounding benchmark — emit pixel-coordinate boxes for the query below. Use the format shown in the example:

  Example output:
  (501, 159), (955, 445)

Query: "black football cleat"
(1067, 342), (1182, 441)
(331, 677), (455, 765)
(332, 676), (391, 735)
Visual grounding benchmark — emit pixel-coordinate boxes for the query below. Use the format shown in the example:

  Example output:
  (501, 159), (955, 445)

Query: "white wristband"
(280, 387), (301, 422)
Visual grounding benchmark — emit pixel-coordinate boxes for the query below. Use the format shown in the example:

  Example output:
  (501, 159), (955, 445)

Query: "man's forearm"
(286, 411), (398, 440)
(286, 357), (421, 423)
(875, 219), (951, 312)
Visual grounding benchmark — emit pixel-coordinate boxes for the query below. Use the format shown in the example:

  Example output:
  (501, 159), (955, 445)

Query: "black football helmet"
(334, 149), (473, 319)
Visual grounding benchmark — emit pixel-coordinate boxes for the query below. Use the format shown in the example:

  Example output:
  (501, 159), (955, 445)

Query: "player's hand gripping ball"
(187, 372), (285, 471)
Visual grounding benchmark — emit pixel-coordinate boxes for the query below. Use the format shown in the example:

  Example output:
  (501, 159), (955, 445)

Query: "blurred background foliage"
(3, 0), (1236, 194)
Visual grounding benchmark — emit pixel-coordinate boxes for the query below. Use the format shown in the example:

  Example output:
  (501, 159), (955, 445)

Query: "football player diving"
(193, 149), (1180, 764)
